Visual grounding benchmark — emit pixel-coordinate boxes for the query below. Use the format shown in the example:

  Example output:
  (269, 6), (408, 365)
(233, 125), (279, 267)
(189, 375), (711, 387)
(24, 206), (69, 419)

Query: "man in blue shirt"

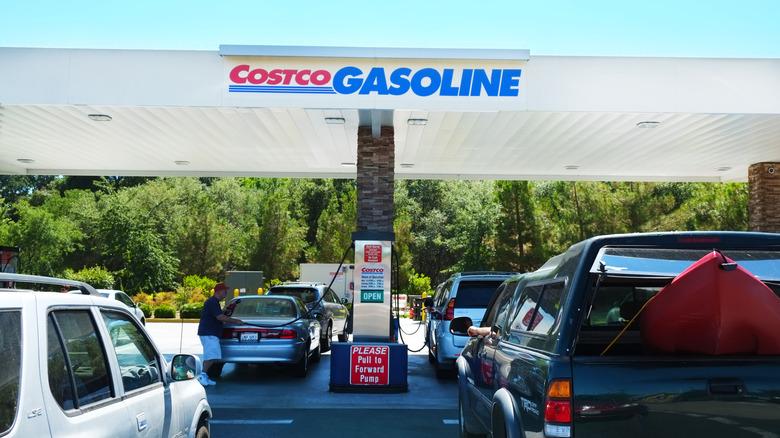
(197, 283), (244, 386)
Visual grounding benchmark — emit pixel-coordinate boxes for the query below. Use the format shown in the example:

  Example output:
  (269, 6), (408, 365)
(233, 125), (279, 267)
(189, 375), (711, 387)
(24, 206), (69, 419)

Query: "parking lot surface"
(146, 318), (459, 437)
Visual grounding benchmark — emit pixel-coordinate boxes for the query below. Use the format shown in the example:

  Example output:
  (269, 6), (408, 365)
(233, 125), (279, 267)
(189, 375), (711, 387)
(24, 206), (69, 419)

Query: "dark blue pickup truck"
(454, 231), (780, 438)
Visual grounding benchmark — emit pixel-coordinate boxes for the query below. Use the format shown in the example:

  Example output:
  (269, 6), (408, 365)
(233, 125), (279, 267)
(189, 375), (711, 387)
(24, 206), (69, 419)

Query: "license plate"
(239, 332), (259, 342)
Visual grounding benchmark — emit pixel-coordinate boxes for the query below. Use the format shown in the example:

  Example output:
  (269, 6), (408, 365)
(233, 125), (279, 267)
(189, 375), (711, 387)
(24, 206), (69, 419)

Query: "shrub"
(139, 303), (154, 318)
(154, 304), (176, 318)
(153, 292), (175, 308)
(65, 266), (115, 289)
(134, 292), (154, 307)
(180, 302), (204, 319)
(182, 275), (217, 293)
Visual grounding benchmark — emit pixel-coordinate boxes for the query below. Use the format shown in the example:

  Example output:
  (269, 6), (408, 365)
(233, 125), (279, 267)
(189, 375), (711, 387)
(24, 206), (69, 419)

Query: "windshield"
(592, 247), (780, 281)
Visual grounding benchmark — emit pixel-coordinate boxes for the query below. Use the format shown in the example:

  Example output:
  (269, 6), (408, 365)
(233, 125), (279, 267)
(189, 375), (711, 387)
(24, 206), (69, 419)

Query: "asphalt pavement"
(145, 317), (460, 437)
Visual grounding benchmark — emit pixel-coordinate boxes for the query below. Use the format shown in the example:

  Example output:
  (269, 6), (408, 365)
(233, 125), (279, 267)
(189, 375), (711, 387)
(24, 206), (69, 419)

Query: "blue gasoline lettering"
(333, 67), (522, 97)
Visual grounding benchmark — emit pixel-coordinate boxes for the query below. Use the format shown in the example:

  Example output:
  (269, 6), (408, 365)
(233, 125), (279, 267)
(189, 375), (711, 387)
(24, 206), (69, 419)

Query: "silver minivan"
(1, 273), (211, 438)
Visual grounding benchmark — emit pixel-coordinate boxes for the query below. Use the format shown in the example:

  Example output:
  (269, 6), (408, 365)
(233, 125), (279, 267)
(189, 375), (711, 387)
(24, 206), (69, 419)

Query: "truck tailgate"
(571, 356), (780, 438)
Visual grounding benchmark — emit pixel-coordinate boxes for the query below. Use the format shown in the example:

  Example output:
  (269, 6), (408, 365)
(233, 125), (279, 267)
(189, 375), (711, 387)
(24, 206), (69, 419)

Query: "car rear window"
(454, 280), (505, 308)
(269, 287), (318, 303)
(0, 310), (21, 434)
(231, 298), (298, 318)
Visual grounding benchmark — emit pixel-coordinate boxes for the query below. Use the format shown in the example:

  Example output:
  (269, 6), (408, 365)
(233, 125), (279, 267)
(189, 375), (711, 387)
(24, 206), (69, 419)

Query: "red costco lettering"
(361, 267), (384, 273)
(229, 65), (332, 86)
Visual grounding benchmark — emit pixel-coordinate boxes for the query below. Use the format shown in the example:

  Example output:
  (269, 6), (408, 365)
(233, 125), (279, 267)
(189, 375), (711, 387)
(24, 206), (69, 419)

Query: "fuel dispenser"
(329, 232), (408, 393)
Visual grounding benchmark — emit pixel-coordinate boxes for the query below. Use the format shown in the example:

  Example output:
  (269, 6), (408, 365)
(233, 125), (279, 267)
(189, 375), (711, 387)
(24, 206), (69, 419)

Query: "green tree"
(244, 181), (308, 280)
(2, 199), (81, 276)
(494, 181), (547, 272)
(305, 186), (356, 263)
(444, 181), (500, 273)
(97, 191), (178, 293)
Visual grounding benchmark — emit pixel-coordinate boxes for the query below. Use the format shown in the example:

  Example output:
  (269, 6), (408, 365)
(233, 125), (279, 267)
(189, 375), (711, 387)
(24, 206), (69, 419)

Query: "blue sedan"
(218, 295), (322, 377)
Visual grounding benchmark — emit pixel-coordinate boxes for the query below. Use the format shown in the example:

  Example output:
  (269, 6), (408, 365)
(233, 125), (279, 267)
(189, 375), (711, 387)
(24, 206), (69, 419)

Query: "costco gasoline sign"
(350, 345), (390, 385)
(222, 56), (527, 111)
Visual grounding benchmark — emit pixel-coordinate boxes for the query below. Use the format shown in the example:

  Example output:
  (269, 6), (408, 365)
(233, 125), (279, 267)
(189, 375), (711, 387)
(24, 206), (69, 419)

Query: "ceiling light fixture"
(325, 117), (345, 124)
(400, 163), (414, 169)
(17, 158), (35, 164)
(636, 121), (660, 129)
(88, 114), (113, 122)
(716, 167), (732, 172)
(175, 160), (191, 166)
(341, 162), (355, 167)
(407, 118), (427, 126)
(564, 165), (579, 170)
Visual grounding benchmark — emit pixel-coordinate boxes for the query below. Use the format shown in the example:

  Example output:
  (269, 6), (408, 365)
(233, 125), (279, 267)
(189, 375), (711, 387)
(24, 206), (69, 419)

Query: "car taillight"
(221, 328), (235, 339)
(280, 329), (296, 339)
(444, 298), (456, 320)
(544, 379), (572, 438)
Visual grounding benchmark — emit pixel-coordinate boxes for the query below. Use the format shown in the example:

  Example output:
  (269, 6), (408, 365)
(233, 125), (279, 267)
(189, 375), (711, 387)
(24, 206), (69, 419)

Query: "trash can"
(412, 298), (423, 322)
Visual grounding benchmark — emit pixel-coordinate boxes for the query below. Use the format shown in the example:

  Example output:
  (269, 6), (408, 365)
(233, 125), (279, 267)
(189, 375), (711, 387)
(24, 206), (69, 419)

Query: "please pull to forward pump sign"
(350, 345), (390, 385)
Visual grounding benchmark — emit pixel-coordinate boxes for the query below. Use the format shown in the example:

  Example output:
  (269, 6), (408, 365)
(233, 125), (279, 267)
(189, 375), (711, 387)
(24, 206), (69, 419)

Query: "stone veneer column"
(748, 162), (780, 233)
(356, 125), (394, 233)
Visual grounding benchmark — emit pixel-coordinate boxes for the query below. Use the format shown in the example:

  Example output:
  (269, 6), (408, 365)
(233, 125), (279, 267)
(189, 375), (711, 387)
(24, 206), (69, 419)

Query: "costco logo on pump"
(228, 65), (522, 97)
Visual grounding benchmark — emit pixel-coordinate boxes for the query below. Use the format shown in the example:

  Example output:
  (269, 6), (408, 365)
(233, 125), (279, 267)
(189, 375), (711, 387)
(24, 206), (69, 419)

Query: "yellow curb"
(147, 318), (200, 323)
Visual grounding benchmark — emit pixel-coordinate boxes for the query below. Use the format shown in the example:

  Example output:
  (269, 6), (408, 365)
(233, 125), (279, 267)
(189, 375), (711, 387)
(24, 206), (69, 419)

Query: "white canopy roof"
(1, 46), (778, 182)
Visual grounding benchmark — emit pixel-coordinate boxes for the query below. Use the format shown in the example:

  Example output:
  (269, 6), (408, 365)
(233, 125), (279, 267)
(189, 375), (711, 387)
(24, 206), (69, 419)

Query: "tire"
(321, 323), (332, 352)
(195, 422), (209, 438)
(294, 343), (309, 377)
(337, 328), (348, 343)
(207, 362), (224, 379)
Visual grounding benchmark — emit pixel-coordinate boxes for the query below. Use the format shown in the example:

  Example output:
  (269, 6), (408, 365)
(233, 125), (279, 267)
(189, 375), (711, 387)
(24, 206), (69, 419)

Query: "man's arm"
(217, 313), (244, 325)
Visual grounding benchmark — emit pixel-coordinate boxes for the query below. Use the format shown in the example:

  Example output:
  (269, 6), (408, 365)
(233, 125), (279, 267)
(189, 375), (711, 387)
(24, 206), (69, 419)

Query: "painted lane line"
(209, 419), (294, 425)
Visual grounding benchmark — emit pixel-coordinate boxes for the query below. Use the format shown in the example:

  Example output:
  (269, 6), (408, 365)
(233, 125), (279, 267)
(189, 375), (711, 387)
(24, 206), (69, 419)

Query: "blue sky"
(1, 0), (779, 58)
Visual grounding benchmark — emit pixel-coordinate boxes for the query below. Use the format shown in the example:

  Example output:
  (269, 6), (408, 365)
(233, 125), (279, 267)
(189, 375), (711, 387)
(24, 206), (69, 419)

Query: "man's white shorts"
(199, 335), (222, 361)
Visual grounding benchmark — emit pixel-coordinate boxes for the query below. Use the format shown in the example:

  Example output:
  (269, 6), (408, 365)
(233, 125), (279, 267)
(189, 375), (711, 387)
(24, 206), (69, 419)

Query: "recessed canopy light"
(407, 119), (427, 126)
(716, 167), (732, 172)
(636, 121), (660, 129)
(325, 117), (345, 124)
(564, 165), (579, 170)
(400, 163), (414, 169)
(88, 114), (112, 122)
(17, 158), (35, 164)
(341, 162), (355, 167)
(175, 160), (191, 166)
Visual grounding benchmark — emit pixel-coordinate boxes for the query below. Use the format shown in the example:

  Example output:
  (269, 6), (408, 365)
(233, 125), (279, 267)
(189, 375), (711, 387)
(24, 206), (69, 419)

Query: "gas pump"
(329, 232), (408, 393)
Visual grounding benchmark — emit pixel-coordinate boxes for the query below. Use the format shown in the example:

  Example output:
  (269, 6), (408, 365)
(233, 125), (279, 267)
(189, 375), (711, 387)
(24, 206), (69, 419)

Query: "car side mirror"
(450, 317), (473, 336)
(170, 354), (202, 381)
(341, 297), (349, 305)
(310, 311), (324, 320)
(422, 298), (434, 308)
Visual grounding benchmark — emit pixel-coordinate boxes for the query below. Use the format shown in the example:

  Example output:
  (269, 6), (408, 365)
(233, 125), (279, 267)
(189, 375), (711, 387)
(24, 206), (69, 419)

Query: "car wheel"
(294, 343), (309, 377)
(195, 422), (210, 438)
(337, 328), (348, 343)
(207, 362), (224, 379)
(321, 323), (332, 352)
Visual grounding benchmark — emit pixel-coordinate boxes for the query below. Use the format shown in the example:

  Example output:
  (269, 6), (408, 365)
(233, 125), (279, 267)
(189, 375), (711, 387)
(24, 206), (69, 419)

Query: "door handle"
(707, 378), (746, 396)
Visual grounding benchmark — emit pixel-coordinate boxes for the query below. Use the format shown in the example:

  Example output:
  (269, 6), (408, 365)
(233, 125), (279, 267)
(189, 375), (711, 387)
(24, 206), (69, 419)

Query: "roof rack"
(0, 272), (101, 295)
(455, 271), (518, 277)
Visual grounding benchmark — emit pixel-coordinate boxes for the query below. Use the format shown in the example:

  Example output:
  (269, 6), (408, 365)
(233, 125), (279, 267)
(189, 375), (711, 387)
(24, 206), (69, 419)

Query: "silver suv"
(267, 282), (350, 351)
(424, 271), (516, 378)
(0, 273), (212, 438)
